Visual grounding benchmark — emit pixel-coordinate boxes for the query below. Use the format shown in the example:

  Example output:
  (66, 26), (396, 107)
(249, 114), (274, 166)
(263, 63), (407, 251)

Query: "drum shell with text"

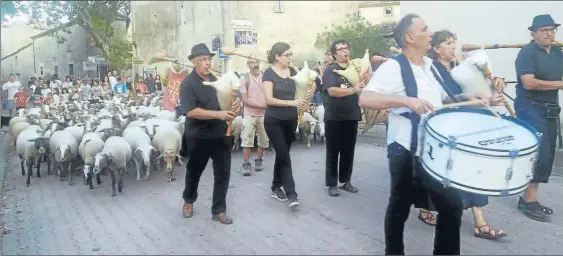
(419, 108), (540, 196)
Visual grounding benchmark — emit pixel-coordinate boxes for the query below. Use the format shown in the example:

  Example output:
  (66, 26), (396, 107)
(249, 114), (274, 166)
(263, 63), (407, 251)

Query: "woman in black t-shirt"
(262, 42), (309, 208)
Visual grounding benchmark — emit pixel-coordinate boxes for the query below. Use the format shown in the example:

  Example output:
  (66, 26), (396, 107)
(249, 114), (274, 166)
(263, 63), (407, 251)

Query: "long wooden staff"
(149, 55), (223, 74)
(462, 42), (563, 52)
(220, 48), (300, 72)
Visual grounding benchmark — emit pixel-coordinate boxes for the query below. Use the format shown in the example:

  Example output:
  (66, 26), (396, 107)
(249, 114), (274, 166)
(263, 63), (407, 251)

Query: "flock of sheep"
(6, 91), (326, 197)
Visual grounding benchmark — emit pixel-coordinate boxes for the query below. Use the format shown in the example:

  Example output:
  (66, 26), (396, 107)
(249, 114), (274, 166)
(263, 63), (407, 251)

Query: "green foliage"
(1, 1), (25, 23)
(315, 13), (389, 59)
(20, 1), (132, 72)
(108, 39), (133, 73)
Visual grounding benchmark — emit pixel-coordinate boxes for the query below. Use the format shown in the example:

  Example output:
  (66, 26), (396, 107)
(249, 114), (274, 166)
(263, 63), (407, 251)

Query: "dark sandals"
(339, 183), (359, 193)
(474, 224), (507, 240)
(417, 210), (437, 226)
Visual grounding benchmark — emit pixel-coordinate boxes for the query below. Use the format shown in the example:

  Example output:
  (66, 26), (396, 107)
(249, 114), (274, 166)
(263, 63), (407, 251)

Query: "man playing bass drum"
(322, 39), (370, 196)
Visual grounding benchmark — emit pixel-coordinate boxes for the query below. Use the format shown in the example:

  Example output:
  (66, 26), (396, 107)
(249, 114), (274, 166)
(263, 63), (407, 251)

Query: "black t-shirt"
(515, 40), (563, 103)
(263, 67), (298, 120)
(178, 70), (227, 139)
(322, 63), (362, 121)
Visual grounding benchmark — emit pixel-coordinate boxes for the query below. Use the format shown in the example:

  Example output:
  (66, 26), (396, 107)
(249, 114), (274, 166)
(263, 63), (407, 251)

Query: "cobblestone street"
(1, 130), (563, 255)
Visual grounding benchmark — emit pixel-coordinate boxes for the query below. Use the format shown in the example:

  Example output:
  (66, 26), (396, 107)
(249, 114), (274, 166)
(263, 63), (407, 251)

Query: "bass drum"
(419, 107), (540, 196)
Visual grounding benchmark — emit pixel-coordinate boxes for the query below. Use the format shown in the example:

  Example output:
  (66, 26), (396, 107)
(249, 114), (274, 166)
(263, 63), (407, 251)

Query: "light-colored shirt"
(62, 81), (73, 89)
(239, 72), (266, 116)
(50, 80), (61, 89)
(91, 85), (102, 97)
(109, 76), (118, 90)
(2, 81), (22, 99)
(364, 56), (448, 155)
(41, 88), (52, 98)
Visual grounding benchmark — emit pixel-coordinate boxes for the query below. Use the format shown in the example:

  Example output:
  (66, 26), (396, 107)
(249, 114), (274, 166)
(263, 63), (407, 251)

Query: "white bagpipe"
(333, 49), (390, 134)
(450, 49), (517, 117)
(148, 55), (240, 136)
(218, 48), (316, 123)
(418, 105), (541, 196)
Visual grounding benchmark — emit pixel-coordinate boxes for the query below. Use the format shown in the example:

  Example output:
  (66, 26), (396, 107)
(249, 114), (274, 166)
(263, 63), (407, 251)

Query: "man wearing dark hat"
(514, 14), (562, 223)
(178, 43), (240, 224)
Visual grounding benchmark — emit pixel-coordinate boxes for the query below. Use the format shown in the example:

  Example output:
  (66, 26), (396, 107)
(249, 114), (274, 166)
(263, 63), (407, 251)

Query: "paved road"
(1, 131), (563, 255)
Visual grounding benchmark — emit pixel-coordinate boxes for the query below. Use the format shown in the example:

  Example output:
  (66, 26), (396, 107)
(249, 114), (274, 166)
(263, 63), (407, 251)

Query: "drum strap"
(395, 54), (420, 153)
(429, 66), (461, 103)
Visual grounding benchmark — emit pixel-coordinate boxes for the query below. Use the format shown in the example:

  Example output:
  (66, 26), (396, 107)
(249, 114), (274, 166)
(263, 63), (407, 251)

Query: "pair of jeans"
(182, 138), (231, 215)
(325, 120), (358, 186)
(264, 116), (298, 198)
(385, 142), (463, 255)
(514, 98), (559, 183)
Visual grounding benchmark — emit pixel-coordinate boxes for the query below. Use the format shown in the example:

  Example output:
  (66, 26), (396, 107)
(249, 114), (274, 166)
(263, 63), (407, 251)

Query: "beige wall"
(1, 24), (94, 84)
(400, 1), (563, 116)
(132, 1), (360, 75)
(359, 5), (400, 25)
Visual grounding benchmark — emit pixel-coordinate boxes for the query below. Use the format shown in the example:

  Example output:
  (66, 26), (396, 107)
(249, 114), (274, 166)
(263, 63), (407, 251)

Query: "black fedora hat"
(528, 14), (560, 31)
(188, 43), (215, 61)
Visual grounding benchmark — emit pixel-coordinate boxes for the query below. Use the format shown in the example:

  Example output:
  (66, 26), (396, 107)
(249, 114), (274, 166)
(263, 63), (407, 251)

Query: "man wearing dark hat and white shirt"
(178, 43), (240, 224)
(514, 14), (562, 223)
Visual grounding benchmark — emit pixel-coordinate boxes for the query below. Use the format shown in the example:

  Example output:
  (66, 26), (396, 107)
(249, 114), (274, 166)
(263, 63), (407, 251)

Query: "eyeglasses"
(336, 46), (349, 52)
(280, 53), (293, 58)
(536, 27), (558, 34)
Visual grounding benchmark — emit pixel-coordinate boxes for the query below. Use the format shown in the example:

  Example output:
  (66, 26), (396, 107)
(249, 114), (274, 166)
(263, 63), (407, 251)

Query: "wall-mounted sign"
(230, 19), (253, 31)
(358, 1), (400, 8)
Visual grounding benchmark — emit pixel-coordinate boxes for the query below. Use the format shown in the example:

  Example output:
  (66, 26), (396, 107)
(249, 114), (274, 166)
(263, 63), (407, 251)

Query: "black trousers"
(264, 116), (298, 198)
(325, 120), (358, 187)
(385, 142), (463, 255)
(182, 138), (231, 215)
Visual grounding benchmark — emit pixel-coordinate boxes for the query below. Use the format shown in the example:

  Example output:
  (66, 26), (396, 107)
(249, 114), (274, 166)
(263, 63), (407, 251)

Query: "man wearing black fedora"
(514, 14), (562, 223)
(178, 43), (240, 224)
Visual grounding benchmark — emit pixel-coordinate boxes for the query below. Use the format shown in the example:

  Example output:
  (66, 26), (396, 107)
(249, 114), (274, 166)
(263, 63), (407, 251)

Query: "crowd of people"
(1, 71), (165, 115)
(177, 13), (560, 255)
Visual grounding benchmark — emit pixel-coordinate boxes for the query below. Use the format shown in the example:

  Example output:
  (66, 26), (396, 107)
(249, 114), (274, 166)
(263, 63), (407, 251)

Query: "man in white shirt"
(108, 71), (117, 91)
(2, 74), (22, 116)
(50, 75), (62, 90)
(359, 14), (492, 255)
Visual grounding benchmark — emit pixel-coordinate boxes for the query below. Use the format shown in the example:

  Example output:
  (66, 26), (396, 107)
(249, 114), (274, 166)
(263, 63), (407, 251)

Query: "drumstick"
(436, 99), (501, 118)
(436, 99), (485, 110)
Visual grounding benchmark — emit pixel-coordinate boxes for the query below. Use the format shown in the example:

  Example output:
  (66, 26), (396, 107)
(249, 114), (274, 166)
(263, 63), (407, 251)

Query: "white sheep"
(123, 126), (158, 181)
(145, 118), (183, 138)
(49, 130), (79, 185)
(93, 136), (132, 196)
(156, 110), (176, 121)
(78, 132), (105, 189)
(152, 125), (183, 182)
(313, 105), (326, 142)
(298, 112), (318, 149)
(231, 116), (243, 151)
(15, 127), (49, 186)
(64, 124), (86, 144)
(11, 122), (31, 146)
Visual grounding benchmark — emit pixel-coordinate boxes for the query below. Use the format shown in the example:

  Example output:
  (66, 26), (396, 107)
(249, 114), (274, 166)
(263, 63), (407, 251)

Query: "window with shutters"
(40, 65), (44, 76)
(54, 65), (59, 75)
(273, 0), (284, 13)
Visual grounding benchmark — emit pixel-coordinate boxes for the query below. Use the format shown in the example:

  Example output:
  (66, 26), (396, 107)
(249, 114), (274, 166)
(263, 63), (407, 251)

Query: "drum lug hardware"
(500, 189), (509, 197)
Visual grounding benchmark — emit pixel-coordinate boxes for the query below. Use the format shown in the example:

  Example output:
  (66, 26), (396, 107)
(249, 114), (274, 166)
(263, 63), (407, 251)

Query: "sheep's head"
(17, 108), (27, 116)
(28, 137), (49, 155)
(93, 153), (113, 174)
(58, 144), (72, 160)
(156, 150), (182, 173)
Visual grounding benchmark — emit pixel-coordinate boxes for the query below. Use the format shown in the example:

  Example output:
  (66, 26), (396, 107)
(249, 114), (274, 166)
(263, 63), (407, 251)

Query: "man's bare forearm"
(359, 91), (410, 110)
(186, 107), (219, 120)
(327, 87), (357, 98)
(522, 76), (563, 91)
